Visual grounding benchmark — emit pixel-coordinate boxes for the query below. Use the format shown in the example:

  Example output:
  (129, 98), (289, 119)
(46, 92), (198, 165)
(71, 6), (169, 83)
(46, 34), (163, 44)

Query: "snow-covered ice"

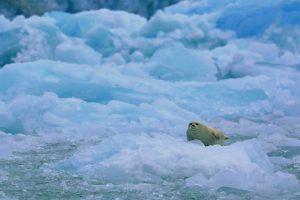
(0, 0), (300, 199)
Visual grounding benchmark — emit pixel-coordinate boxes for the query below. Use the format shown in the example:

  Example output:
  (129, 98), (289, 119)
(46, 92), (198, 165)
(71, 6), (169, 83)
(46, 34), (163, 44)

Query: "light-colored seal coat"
(186, 121), (228, 146)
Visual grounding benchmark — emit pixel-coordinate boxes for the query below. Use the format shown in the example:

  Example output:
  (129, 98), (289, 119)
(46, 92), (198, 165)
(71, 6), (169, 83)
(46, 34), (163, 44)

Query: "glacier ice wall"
(0, 0), (181, 19)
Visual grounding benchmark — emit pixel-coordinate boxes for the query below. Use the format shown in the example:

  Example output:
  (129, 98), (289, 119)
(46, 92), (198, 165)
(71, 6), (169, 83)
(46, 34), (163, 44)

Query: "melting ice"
(0, 0), (300, 199)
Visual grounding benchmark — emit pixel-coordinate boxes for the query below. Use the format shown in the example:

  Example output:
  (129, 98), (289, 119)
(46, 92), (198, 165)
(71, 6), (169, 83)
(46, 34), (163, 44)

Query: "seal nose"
(191, 124), (196, 127)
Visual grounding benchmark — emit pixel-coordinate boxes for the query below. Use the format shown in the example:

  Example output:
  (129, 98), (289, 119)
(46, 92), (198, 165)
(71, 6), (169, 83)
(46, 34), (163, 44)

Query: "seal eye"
(189, 123), (192, 126)
(195, 123), (199, 125)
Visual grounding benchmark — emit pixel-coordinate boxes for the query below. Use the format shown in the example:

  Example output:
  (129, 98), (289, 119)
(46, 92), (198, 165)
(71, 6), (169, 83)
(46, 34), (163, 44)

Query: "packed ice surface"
(0, 0), (300, 199)
(56, 137), (299, 194)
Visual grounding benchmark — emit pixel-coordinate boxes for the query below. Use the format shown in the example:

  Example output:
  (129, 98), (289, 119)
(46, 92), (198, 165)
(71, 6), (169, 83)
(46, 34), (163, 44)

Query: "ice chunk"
(218, 7), (276, 37)
(274, 117), (300, 135)
(0, 92), (113, 136)
(130, 51), (145, 63)
(0, 92), (194, 138)
(0, 60), (116, 102)
(186, 170), (299, 195)
(12, 16), (64, 63)
(146, 44), (217, 81)
(0, 59), (289, 122)
(107, 53), (126, 65)
(55, 136), (299, 193)
(247, 42), (279, 62)
(85, 26), (115, 57)
(55, 43), (102, 65)
(0, 15), (11, 31)
(0, 28), (22, 67)
(0, 60), (173, 105)
(0, 131), (40, 159)
(48, 9), (146, 37)
(140, 11), (187, 38)
(211, 39), (300, 78)
(264, 25), (300, 54)
(217, 1), (300, 37)
(139, 10), (223, 50)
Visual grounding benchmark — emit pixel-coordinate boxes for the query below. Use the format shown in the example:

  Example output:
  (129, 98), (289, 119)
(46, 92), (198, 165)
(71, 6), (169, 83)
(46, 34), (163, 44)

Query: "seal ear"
(225, 136), (229, 140)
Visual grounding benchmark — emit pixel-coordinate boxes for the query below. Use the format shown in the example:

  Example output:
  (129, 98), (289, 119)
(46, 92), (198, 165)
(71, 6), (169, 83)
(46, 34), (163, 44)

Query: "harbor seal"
(186, 121), (228, 146)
